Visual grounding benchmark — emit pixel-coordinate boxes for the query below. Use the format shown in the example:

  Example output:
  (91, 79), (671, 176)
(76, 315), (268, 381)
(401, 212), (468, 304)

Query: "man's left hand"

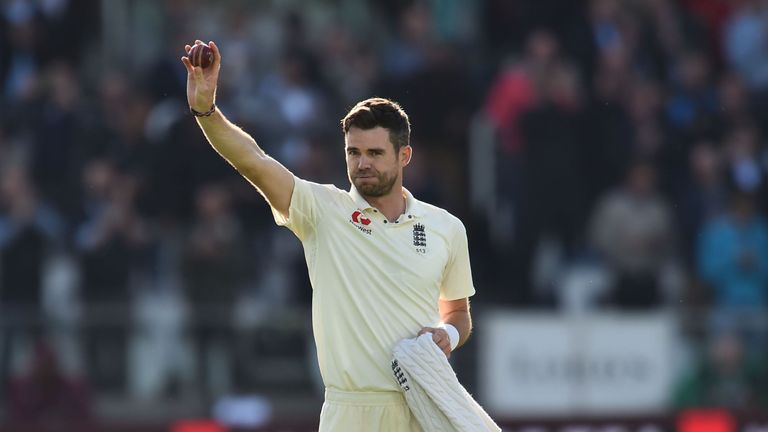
(417, 327), (451, 358)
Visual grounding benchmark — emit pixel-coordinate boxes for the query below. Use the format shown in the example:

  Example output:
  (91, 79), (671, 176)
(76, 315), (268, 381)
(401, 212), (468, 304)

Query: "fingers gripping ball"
(189, 43), (213, 69)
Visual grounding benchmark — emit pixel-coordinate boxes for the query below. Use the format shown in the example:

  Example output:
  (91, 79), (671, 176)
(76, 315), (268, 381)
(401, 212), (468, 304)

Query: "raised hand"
(180, 40), (222, 113)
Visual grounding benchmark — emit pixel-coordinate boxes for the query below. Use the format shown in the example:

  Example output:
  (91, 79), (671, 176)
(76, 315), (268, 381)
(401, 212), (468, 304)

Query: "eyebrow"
(346, 145), (387, 152)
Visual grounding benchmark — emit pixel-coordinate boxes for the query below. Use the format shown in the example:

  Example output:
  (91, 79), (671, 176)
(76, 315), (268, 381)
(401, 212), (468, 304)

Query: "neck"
(366, 186), (406, 222)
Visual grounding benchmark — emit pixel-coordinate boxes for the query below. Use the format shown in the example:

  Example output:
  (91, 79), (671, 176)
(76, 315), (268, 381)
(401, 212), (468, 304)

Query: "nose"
(357, 155), (371, 169)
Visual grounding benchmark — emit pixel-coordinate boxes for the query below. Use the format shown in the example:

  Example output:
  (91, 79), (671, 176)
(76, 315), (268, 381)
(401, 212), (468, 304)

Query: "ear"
(400, 145), (412, 167)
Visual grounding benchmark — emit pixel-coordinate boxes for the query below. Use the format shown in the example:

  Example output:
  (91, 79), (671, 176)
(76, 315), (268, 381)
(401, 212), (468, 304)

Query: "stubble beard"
(353, 170), (398, 198)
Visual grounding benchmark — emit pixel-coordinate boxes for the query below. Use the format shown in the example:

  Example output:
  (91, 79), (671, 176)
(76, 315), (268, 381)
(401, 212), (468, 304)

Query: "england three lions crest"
(412, 223), (427, 254)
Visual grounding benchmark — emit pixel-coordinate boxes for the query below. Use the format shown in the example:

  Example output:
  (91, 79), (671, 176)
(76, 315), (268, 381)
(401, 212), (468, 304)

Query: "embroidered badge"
(412, 223), (427, 253)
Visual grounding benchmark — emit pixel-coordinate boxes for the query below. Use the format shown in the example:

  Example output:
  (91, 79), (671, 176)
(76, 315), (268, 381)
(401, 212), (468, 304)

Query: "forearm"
(196, 109), (267, 176)
(442, 310), (472, 348)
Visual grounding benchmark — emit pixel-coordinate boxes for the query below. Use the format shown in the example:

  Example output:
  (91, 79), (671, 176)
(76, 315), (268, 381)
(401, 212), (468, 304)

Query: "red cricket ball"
(189, 43), (213, 69)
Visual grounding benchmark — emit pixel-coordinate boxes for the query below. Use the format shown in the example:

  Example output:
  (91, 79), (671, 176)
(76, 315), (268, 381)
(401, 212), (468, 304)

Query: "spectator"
(75, 162), (152, 392)
(510, 64), (590, 304)
(672, 331), (768, 410)
(181, 183), (249, 399)
(680, 0), (733, 62)
(80, 72), (131, 161)
(1, 1), (43, 102)
(484, 31), (566, 295)
(6, 339), (91, 430)
(253, 50), (329, 170)
(697, 189), (768, 347)
(588, 0), (627, 57)
(586, 0), (667, 80)
(0, 164), (63, 390)
(380, 42), (473, 212)
(665, 51), (719, 139)
(678, 142), (729, 265)
(716, 72), (755, 136)
(381, 1), (433, 80)
(722, 124), (768, 214)
(29, 62), (85, 218)
(484, 29), (560, 156)
(481, 0), (584, 63)
(723, 0), (768, 90)
(589, 158), (677, 309)
(0, 164), (64, 308)
(320, 27), (380, 107)
(584, 47), (635, 198)
(626, 79), (667, 161)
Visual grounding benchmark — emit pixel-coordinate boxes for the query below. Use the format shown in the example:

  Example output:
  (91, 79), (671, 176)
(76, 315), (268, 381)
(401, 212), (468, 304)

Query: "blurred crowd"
(1, 0), (768, 423)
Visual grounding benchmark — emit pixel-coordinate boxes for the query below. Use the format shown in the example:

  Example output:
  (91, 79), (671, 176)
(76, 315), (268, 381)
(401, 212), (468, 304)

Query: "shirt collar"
(349, 185), (373, 211)
(403, 187), (426, 218)
(348, 186), (426, 218)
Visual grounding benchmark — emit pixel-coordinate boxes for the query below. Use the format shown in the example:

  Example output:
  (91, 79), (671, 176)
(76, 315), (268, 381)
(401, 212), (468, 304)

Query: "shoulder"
(417, 200), (466, 235)
(295, 178), (349, 201)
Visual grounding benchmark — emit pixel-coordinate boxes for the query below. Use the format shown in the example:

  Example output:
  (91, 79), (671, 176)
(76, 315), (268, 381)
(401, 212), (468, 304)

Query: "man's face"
(345, 126), (409, 198)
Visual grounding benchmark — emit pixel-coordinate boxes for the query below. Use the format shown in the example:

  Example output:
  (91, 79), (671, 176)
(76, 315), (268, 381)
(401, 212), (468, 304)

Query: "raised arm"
(181, 40), (294, 217)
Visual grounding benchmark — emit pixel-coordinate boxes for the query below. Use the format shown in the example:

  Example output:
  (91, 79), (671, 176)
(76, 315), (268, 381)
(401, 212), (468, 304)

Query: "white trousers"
(319, 388), (422, 432)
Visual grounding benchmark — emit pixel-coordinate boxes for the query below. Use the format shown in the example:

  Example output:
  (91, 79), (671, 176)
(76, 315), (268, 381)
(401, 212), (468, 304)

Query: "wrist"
(190, 103), (216, 117)
(439, 323), (460, 351)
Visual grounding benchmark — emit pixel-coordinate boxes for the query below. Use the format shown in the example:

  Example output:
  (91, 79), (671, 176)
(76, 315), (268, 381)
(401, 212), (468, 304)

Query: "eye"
(347, 149), (359, 156)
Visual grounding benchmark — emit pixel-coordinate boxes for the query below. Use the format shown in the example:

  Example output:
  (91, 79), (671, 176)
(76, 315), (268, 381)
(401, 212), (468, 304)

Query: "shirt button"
(408, 215), (412, 219)
(373, 209), (378, 213)
(383, 220), (388, 224)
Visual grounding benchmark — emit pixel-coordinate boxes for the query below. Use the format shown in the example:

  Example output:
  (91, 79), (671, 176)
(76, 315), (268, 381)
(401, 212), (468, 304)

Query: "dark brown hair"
(341, 98), (411, 151)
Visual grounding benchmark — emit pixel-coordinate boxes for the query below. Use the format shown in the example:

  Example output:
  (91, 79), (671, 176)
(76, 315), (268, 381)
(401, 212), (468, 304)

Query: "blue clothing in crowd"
(698, 215), (768, 307)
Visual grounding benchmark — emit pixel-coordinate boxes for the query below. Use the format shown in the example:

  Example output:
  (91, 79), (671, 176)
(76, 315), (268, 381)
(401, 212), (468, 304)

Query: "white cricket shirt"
(272, 176), (476, 392)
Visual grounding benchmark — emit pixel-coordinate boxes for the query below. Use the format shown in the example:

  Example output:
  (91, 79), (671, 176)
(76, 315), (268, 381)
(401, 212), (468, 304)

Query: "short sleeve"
(271, 176), (319, 241)
(439, 220), (476, 300)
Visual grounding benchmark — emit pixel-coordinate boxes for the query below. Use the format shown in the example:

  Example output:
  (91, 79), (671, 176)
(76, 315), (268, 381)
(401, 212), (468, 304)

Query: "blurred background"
(1, 0), (768, 431)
